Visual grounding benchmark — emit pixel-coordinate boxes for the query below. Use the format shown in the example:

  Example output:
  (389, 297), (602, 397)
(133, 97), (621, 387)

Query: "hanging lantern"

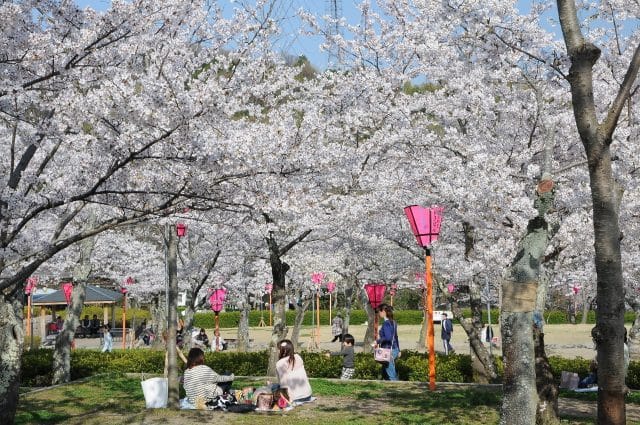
(311, 272), (326, 285)
(265, 283), (273, 294)
(326, 281), (336, 293)
(364, 283), (386, 310)
(176, 222), (188, 238)
(25, 276), (38, 295)
(62, 282), (73, 304)
(209, 288), (227, 313)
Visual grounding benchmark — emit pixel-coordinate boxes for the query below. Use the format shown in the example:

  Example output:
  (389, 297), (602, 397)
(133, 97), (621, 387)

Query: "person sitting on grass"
(325, 333), (355, 380)
(276, 339), (313, 403)
(183, 347), (234, 405)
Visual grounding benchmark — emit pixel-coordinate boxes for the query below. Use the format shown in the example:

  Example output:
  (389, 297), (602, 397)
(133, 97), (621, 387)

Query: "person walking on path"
(441, 313), (454, 355)
(331, 314), (344, 343)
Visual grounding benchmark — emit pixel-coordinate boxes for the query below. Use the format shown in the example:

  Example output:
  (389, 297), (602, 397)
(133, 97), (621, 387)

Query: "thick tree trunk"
(534, 329), (560, 425)
(360, 288), (375, 352)
(237, 301), (250, 352)
(291, 298), (310, 349)
(151, 293), (167, 349)
(53, 230), (95, 384)
(556, 1), (639, 421)
(501, 184), (553, 425)
(266, 252), (290, 376)
(534, 275), (560, 424)
(0, 293), (25, 425)
(166, 225), (179, 409)
(343, 284), (353, 335)
(52, 281), (87, 384)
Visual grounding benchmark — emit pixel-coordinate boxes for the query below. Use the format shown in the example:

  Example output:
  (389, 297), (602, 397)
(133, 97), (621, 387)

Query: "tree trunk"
(440, 284), (498, 382)
(151, 293), (167, 349)
(501, 185), (553, 425)
(580, 295), (590, 325)
(291, 298), (311, 349)
(0, 293), (25, 425)
(182, 299), (196, 348)
(534, 328), (560, 425)
(360, 288), (375, 352)
(166, 225), (179, 409)
(237, 301), (250, 352)
(266, 252), (290, 376)
(534, 275), (560, 424)
(343, 284), (353, 336)
(53, 229), (95, 385)
(556, 1), (639, 422)
(52, 281), (87, 384)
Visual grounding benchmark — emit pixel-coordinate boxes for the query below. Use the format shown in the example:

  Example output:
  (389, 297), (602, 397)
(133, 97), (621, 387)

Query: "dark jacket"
(441, 318), (453, 340)
(377, 319), (399, 350)
(331, 345), (355, 368)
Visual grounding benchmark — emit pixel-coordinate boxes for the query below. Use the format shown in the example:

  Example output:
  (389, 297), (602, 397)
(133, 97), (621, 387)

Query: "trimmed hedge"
(25, 349), (640, 389)
(193, 309), (635, 328)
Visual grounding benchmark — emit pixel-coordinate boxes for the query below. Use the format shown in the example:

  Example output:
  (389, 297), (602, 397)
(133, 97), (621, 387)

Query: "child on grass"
(326, 333), (355, 380)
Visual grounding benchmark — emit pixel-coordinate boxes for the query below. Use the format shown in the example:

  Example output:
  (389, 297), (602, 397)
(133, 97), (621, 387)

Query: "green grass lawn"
(15, 374), (606, 425)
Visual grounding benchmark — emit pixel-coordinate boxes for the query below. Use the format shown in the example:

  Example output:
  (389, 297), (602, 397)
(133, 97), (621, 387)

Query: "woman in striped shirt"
(183, 348), (234, 404)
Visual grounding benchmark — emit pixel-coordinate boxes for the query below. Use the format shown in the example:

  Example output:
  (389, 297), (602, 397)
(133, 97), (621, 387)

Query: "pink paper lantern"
(311, 272), (326, 284)
(62, 282), (73, 305)
(572, 285), (580, 295)
(447, 284), (456, 293)
(326, 282), (336, 293)
(209, 288), (227, 313)
(404, 205), (445, 247)
(25, 276), (38, 295)
(265, 283), (273, 294)
(364, 283), (386, 309)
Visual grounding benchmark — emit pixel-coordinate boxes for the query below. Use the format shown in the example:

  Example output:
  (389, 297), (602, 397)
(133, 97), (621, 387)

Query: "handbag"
(374, 347), (392, 363)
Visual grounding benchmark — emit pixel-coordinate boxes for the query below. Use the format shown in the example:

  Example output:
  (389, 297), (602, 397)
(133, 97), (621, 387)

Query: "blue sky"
(74, 0), (563, 70)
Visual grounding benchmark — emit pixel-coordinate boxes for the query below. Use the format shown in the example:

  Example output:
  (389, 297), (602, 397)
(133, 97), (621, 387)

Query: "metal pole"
(122, 292), (127, 350)
(316, 291), (321, 344)
(426, 247), (436, 391)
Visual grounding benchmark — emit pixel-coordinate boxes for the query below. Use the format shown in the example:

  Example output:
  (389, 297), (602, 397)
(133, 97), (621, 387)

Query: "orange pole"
(374, 312), (379, 340)
(26, 293), (32, 340)
(316, 292), (321, 344)
(215, 313), (220, 351)
(269, 292), (272, 327)
(122, 293), (127, 350)
(426, 250), (436, 391)
(329, 293), (332, 326)
(391, 295), (394, 307)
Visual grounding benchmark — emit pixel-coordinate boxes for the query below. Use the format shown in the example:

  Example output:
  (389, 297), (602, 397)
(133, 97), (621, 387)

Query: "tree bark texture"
(291, 298), (311, 350)
(361, 288), (375, 352)
(556, 1), (640, 422)
(52, 229), (95, 385)
(166, 225), (179, 409)
(500, 192), (553, 425)
(534, 329), (560, 425)
(0, 294), (24, 425)
(237, 301), (250, 352)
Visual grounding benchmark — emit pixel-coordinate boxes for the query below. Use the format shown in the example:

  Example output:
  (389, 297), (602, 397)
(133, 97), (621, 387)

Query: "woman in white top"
(183, 348), (234, 404)
(275, 339), (312, 403)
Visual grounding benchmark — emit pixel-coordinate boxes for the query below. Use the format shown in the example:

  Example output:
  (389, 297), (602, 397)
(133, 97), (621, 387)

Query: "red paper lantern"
(364, 283), (386, 309)
(176, 222), (187, 238)
(209, 288), (227, 313)
(62, 282), (73, 304)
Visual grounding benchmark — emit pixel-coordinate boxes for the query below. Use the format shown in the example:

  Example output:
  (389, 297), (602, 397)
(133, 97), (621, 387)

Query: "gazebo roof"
(32, 285), (123, 306)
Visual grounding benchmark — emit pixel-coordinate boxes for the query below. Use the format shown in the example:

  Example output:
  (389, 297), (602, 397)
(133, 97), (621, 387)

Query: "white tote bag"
(141, 377), (168, 408)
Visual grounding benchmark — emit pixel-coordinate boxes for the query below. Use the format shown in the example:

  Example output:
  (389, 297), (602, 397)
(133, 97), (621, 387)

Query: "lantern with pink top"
(62, 282), (73, 305)
(365, 283), (386, 339)
(25, 276), (38, 345)
(403, 204), (444, 392)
